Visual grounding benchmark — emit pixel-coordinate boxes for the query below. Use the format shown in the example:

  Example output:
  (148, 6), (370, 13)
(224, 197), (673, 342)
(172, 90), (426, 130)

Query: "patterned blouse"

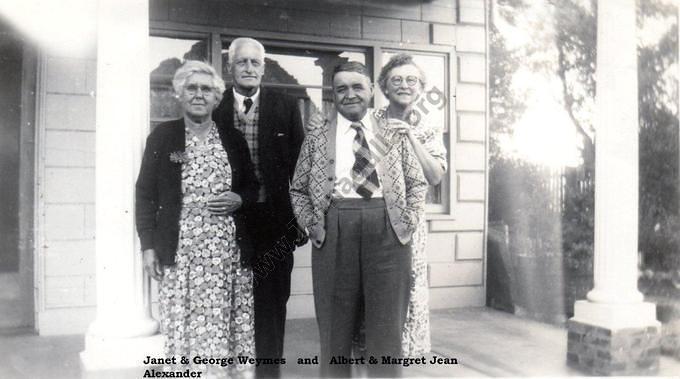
(373, 106), (448, 174)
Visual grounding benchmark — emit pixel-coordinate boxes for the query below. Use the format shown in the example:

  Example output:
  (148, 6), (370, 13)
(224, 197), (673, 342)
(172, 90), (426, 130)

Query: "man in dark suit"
(213, 37), (306, 378)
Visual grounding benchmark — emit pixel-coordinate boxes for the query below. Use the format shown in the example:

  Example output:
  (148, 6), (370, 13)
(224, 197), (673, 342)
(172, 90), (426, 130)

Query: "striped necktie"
(350, 122), (380, 199)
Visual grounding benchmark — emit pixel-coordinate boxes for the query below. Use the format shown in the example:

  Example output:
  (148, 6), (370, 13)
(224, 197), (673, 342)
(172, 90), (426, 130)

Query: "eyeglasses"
(389, 75), (420, 87)
(185, 84), (215, 96)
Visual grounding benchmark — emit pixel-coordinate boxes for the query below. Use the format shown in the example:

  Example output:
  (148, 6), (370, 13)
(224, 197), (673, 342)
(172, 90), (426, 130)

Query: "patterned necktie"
(244, 98), (253, 114)
(350, 122), (380, 199)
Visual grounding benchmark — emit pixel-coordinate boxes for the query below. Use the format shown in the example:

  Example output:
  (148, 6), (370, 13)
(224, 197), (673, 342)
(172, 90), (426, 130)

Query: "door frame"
(0, 38), (38, 333)
(19, 43), (38, 332)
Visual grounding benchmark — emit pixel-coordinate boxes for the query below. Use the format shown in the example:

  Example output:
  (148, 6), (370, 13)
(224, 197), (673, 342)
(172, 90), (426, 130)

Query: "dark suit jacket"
(135, 118), (259, 266)
(213, 87), (305, 256)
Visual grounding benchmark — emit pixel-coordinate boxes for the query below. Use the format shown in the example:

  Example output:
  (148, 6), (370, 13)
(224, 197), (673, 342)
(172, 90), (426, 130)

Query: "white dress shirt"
(232, 87), (260, 114)
(333, 111), (383, 198)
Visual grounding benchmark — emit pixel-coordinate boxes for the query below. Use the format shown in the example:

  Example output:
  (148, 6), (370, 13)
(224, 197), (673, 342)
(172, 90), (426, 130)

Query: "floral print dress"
(376, 107), (448, 356)
(159, 124), (255, 378)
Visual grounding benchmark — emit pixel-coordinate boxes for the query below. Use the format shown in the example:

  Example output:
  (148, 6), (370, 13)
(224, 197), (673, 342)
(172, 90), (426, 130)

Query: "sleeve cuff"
(139, 231), (154, 251)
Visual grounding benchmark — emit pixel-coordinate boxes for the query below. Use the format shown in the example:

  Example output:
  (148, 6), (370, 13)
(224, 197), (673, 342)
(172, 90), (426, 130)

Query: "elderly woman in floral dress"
(136, 60), (258, 377)
(377, 53), (448, 356)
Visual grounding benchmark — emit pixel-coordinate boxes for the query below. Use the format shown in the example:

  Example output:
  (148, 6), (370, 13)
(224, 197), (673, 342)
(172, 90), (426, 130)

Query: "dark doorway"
(0, 17), (36, 331)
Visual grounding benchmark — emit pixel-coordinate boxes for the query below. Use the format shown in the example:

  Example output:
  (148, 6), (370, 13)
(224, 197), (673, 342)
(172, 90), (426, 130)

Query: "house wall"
(35, 0), (488, 335)
(37, 43), (97, 334)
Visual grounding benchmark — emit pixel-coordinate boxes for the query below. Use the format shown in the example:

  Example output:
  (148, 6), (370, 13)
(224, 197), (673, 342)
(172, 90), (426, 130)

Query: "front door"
(0, 19), (36, 331)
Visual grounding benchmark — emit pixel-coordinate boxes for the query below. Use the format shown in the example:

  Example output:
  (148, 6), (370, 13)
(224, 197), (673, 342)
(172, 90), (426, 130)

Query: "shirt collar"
(337, 110), (373, 135)
(233, 87), (260, 105)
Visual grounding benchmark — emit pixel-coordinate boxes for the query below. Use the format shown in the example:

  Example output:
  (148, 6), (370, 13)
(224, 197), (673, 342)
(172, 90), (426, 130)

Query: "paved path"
(2, 307), (680, 378)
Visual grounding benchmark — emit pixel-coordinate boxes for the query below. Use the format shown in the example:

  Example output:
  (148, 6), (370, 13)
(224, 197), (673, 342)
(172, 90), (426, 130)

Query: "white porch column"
(567, 0), (660, 375)
(80, 0), (163, 371)
(586, 0), (643, 307)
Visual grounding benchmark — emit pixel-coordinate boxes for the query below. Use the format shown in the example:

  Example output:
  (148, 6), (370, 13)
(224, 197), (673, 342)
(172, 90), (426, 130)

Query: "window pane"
(379, 51), (450, 207)
(221, 42), (367, 124)
(264, 47), (365, 87)
(378, 51), (448, 132)
(149, 36), (208, 127)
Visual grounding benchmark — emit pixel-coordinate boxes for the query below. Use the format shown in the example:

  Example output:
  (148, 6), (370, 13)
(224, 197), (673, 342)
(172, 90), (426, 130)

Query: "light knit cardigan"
(290, 111), (427, 245)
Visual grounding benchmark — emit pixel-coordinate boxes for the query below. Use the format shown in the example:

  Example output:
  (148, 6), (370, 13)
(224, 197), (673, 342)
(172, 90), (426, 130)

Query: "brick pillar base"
(661, 320), (680, 358)
(567, 320), (661, 375)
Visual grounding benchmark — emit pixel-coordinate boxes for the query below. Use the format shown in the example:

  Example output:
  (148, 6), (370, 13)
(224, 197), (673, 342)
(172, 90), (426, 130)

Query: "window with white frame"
(377, 50), (450, 211)
(149, 33), (451, 213)
(221, 41), (369, 127)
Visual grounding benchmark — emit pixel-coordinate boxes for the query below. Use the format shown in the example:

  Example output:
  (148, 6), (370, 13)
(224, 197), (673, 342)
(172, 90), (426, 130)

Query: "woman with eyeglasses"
(136, 60), (258, 377)
(355, 53), (448, 357)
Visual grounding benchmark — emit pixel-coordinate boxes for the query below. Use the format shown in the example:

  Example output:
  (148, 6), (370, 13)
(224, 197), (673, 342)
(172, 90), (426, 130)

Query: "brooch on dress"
(169, 151), (188, 164)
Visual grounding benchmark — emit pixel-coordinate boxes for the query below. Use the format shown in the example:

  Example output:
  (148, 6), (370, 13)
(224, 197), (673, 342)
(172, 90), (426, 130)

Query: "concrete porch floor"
(2, 307), (679, 378)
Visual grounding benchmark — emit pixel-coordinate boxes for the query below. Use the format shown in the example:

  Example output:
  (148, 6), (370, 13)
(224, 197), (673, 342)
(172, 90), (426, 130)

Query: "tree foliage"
(489, 0), (527, 162)
(638, 1), (679, 270)
(553, 0), (597, 170)
(489, 0), (679, 312)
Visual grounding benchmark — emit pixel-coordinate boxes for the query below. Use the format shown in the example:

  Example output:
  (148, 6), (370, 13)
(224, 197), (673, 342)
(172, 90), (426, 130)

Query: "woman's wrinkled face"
(385, 64), (423, 108)
(179, 73), (219, 120)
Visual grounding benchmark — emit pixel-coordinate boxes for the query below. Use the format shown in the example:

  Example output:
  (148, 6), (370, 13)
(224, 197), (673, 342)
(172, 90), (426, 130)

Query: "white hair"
(227, 37), (266, 66)
(172, 60), (226, 101)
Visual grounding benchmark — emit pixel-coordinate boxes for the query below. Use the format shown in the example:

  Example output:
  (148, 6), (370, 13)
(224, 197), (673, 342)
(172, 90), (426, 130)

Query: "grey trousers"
(312, 198), (411, 378)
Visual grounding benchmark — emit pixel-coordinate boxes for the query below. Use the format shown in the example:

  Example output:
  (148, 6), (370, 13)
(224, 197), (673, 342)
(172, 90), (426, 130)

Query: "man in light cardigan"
(290, 61), (427, 378)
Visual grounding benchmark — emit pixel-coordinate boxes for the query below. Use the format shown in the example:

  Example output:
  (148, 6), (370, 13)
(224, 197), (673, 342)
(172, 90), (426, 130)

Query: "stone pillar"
(80, 0), (164, 371)
(566, 0), (661, 375)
